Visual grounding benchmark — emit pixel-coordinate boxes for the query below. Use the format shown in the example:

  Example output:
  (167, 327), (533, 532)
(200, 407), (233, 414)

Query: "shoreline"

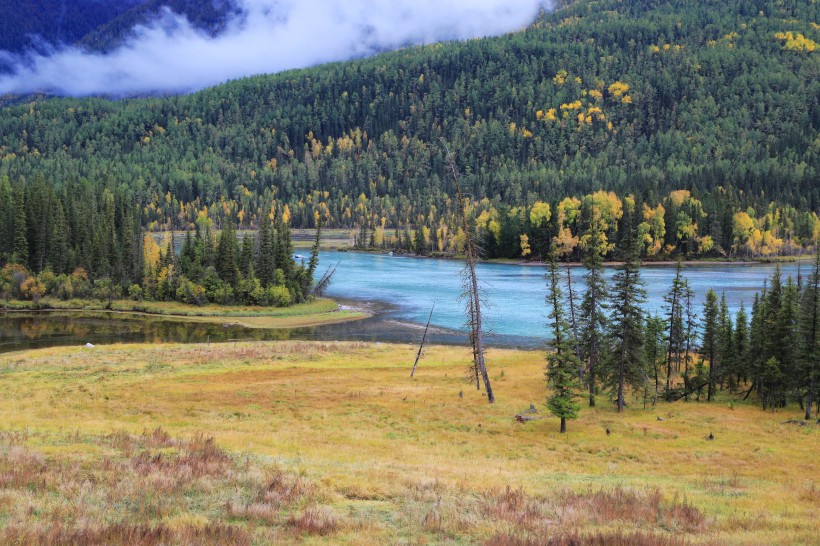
(0, 297), (371, 329)
(331, 247), (816, 268)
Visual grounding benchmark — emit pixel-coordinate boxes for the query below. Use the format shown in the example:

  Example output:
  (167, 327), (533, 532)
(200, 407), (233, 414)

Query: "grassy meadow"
(0, 341), (817, 544)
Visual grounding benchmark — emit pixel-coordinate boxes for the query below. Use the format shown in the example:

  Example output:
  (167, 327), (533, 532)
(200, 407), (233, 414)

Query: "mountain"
(0, 0), (817, 241)
(0, 0), (237, 55)
(77, 0), (240, 52)
(0, 0), (143, 54)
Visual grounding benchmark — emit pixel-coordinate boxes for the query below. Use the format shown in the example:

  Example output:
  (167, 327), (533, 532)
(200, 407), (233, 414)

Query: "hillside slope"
(0, 0), (818, 233)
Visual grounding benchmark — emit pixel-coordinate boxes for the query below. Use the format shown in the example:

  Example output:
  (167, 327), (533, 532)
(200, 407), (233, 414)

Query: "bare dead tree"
(311, 261), (340, 297)
(443, 140), (495, 403)
(411, 302), (435, 378)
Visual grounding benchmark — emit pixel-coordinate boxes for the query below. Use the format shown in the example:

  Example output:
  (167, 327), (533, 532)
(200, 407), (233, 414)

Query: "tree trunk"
(618, 336), (627, 412)
(560, 417), (566, 433)
(445, 141), (494, 403)
(565, 266), (583, 380)
(410, 302), (435, 378)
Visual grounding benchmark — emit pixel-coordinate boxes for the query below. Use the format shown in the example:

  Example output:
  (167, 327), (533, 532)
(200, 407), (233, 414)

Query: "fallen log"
(515, 414), (545, 423)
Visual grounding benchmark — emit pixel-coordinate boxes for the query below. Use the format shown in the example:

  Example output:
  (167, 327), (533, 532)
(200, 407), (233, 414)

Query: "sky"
(0, 0), (553, 97)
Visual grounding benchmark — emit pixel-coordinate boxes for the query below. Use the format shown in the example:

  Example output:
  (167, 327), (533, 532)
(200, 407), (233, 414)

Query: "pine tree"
(545, 251), (581, 432)
(718, 293), (734, 392)
(733, 303), (749, 388)
(215, 220), (239, 286)
(682, 281), (698, 400)
(798, 254), (819, 420)
(702, 289), (720, 402)
(579, 209), (609, 407)
(12, 188), (28, 267)
(663, 261), (687, 399)
(778, 276), (800, 406)
(49, 200), (70, 274)
(0, 176), (12, 262)
(607, 218), (646, 412)
(645, 314), (666, 405)
(240, 233), (254, 279)
(256, 209), (275, 287)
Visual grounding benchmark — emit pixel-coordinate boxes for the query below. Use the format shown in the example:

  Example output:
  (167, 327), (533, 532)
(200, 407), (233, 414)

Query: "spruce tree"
(663, 261), (687, 399)
(545, 251), (581, 432)
(719, 293), (734, 392)
(701, 289), (720, 402)
(579, 208), (609, 407)
(240, 233), (254, 279)
(733, 303), (749, 388)
(607, 215), (646, 412)
(256, 210), (275, 286)
(645, 314), (666, 405)
(12, 188), (28, 267)
(215, 220), (239, 287)
(798, 254), (819, 420)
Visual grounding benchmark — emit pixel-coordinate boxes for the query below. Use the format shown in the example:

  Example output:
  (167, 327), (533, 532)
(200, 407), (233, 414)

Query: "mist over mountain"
(0, 0), (553, 97)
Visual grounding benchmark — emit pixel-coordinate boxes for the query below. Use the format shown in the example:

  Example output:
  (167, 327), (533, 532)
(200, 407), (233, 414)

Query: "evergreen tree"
(240, 233), (254, 279)
(663, 261), (687, 399)
(256, 209), (275, 286)
(718, 293), (734, 392)
(798, 254), (819, 420)
(607, 219), (646, 412)
(12, 188), (28, 266)
(215, 220), (239, 287)
(579, 208), (609, 407)
(645, 314), (666, 405)
(49, 200), (70, 274)
(701, 289), (720, 402)
(733, 303), (749, 388)
(413, 225), (426, 256)
(545, 251), (581, 432)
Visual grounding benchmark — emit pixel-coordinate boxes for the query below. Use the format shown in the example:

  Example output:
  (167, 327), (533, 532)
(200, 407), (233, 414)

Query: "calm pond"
(0, 251), (804, 352)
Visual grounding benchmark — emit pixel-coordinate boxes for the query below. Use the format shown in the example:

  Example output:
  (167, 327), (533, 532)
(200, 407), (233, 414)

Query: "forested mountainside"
(0, 0), (141, 55)
(1, 0), (819, 269)
(77, 0), (239, 52)
(0, 0), (236, 55)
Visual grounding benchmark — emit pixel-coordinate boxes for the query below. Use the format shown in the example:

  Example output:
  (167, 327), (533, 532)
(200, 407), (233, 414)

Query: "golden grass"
(0, 341), (817, 544)
(1, 297), (368, 328)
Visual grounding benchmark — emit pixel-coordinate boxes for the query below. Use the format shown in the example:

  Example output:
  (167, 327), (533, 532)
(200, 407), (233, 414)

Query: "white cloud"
(0, 0), (552, 97)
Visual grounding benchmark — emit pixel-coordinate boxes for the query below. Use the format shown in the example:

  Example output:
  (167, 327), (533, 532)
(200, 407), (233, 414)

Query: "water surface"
(0, 252), (804, 352)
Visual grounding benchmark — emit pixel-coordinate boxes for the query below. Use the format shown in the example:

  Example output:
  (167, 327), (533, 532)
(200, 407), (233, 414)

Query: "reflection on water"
(0, 253), (808, 353)
(0, 307), (477, 354)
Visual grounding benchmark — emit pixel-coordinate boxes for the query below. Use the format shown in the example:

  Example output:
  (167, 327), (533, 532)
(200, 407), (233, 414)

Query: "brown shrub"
(0, 446), (48, 490)
(481, 486), (547, 531)
(287, 505), (339, 536)
(557, 487), (705, 532)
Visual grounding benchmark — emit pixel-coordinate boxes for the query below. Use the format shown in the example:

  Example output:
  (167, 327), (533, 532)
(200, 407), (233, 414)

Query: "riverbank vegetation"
(0, 191), (323, 308)
(0, 341), (816, 544)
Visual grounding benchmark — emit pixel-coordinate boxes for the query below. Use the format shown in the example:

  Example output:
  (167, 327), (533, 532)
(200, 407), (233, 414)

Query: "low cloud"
(0, 0), (552, 97)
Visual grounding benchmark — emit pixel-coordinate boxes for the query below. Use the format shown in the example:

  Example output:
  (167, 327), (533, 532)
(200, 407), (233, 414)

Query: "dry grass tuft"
(485, 529), (689, 546)
(0, 522), (251, 546)
(226, 468), (317, 525)
(481, 486), (546, 531)
(557, 487), (706, 532)
(286, 505), (340, 536)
